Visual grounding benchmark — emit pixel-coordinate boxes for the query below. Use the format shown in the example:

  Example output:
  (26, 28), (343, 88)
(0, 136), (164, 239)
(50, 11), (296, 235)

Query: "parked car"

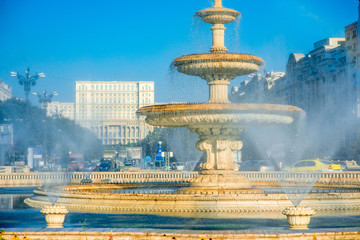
(98, 161), (112, 171)
(331, 160), (360, 171)
(343, 160), (360, 171)
(285, 158), (342, 172)
(239, 160), (275, 172)
(84, 162), (97, 172)
(68, 154), (85, 171)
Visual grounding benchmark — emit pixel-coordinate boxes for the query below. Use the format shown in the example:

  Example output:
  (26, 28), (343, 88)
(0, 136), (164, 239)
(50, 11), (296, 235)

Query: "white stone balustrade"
(0, 171), (359, 187)
(0, 171), (198, 186)
(241, 172), (360, 186)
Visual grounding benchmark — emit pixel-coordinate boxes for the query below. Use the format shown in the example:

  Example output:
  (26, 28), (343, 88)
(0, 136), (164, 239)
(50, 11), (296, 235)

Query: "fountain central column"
(210, 24), (227, 53)
(204, 75), (235, 103)
(192, 126), (242, 170)
(177, 125), (261, 194)
(214, 0), (222, 8)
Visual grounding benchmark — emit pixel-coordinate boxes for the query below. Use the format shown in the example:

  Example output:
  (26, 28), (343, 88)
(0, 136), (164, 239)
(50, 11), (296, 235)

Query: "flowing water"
(39, 172), (73, 205)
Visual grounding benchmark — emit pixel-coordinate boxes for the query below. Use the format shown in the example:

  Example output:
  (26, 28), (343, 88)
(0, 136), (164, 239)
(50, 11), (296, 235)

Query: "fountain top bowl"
(196, 7), (240, 24)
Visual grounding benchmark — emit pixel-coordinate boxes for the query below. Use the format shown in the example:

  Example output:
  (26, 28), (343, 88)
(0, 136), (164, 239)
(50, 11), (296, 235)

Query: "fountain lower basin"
(25, 184), (360, 219)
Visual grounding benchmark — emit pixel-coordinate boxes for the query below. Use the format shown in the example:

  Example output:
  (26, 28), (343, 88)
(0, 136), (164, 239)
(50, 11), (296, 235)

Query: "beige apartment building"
(345, 21), (360, 118)
(275, 38), (349, 117)
(229, 15), (360, 157)
(230, 71), (285, 103)
(74, 81), (154, 145)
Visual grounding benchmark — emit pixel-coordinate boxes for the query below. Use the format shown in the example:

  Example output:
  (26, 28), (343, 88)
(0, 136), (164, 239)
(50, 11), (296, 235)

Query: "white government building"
(47, 102), (75, 120)
(48, 81), (155, 145)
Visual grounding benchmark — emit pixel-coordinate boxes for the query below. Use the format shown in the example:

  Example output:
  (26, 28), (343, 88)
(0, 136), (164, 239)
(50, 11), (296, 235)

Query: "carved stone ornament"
(41, 204), (68, 228)
(282, 206), (315, 230)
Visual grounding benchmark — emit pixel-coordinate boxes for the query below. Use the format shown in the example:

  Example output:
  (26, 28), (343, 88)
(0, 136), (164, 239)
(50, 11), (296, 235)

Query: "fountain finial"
(214, 0), (222, 8)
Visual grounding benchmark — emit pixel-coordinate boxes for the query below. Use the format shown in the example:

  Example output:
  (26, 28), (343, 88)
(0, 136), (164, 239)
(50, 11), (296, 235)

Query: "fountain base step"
(177, 170), (262, 195)
(177, 187), (263, 195)
(25, 186), (360, 219)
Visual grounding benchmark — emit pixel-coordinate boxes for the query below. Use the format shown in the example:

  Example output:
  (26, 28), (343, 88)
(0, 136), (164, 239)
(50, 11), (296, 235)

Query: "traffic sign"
(145, 156), (152, 163)
(155, 153), (164, 162)
(157, 144), (163, 153)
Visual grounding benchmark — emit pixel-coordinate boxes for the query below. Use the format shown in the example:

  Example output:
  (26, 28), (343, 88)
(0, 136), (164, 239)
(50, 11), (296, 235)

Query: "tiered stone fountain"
(138, 0), (302, 194)
(25, 0), (360, 221)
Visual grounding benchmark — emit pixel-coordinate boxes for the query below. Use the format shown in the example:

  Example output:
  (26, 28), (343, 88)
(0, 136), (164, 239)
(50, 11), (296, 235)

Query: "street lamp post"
(10, 67), (45, 166)
(32, 91), (57, 168)
(11, 67), (45, 105)
(33, 90), (58, 112)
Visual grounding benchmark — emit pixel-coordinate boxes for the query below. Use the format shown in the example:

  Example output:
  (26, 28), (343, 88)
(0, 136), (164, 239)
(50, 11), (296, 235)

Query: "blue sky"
(0, 0), (357, 104)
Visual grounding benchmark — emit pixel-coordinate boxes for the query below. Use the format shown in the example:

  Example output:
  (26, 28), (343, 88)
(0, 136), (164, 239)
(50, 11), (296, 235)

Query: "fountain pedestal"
(41, 204), (68, 228)
(178, 126), (262, 194)
(282, 206), (315, 230)
(193, 126), (242, 171)
(178, 170), (261, 195)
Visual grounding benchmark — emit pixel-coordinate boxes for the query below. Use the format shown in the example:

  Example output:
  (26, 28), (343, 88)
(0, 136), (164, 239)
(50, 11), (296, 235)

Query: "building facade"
(47, 102), (75, 120)
(269, 25), (360, 158)
(230, 71), (285, 103)
(0, 124), (13, 166)
(273, 38), (349, 119)
(74, 81), (154, 145)
(345, 21), (360, 118)
(0, 80), (12, 102)
(229, 14), (360, 159)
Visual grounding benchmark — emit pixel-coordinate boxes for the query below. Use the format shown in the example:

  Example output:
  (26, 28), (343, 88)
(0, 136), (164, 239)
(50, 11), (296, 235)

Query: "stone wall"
(2, 230), (360, 240)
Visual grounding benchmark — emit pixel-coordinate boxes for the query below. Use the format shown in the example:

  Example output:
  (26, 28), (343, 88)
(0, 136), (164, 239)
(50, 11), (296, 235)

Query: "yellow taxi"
(286, 158), (342, 172)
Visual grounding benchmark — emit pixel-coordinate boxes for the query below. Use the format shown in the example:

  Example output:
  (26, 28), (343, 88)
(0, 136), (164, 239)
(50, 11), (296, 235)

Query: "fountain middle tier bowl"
(172, 53), (264, 78)
(137, 103), (303, 127)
